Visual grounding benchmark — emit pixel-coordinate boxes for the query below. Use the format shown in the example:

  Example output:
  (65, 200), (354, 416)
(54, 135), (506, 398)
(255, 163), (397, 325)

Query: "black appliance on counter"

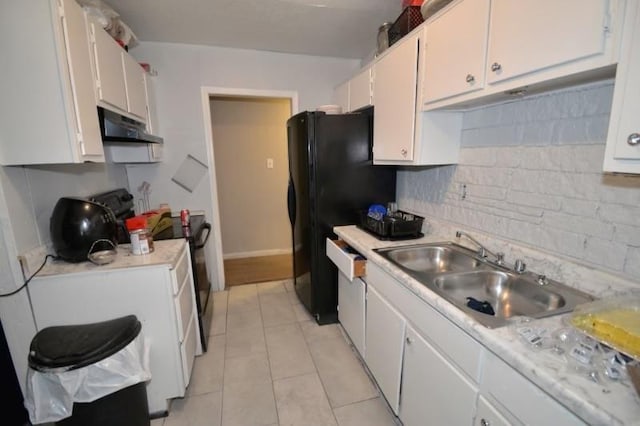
(50, 197), (118, 262)
(287, 110), (396, 324)
(90, 189), (213, 352)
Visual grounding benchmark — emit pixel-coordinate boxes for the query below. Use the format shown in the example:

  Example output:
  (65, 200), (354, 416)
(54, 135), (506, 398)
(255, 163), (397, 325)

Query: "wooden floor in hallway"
(224, 253), (293, 286)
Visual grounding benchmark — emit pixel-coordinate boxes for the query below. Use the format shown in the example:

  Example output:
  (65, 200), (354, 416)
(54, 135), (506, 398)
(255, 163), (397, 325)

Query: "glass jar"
(377, 23), (392, 55)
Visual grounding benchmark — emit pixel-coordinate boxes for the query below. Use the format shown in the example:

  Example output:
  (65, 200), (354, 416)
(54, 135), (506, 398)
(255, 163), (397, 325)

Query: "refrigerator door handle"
(287, 177), (296, 225)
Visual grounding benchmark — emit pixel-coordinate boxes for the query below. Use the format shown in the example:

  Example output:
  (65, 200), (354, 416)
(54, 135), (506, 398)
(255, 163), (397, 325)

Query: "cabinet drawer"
(482, 352), (583, 425)
(326, 239), (366, 281)
(180, 313), (197, 388)
(174, 272), (192, 342)
(171, 245), (190, 295)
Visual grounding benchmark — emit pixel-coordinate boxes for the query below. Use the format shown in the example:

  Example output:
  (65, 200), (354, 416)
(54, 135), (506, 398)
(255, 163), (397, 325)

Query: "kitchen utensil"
(137, 181), (151, 212)
(50, 197), (117, 262)
(87, 239), (117, 265)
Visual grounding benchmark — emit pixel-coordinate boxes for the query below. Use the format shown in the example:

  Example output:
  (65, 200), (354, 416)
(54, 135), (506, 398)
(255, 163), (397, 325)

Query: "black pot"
(50, 197), (117, 262)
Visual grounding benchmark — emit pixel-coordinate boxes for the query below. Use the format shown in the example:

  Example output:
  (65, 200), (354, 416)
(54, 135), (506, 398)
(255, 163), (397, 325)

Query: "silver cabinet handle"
(628, 133), (640, 146)
(480, 419), (490, 426)
(406, 337), (413, 345)
(490, 62), (502, 72)
(466, 74), (475, 83)
(401, 149), (408, 157)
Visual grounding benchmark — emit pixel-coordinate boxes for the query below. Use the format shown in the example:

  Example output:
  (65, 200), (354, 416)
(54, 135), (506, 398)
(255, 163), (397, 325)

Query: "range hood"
(98, 107), (163, 144)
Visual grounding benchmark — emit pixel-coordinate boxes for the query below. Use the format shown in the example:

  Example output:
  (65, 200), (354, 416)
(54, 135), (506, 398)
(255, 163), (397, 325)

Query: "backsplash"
(398, 82), (640, 284)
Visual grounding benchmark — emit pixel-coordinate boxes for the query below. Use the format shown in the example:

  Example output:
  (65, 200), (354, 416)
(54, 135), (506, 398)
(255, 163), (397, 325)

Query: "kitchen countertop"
(335, 225), (640, 426)
(35, 239), (187, 277)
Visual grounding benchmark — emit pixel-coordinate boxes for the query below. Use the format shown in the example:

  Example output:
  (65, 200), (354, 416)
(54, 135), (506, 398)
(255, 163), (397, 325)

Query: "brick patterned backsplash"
(398, 81), (640, 283)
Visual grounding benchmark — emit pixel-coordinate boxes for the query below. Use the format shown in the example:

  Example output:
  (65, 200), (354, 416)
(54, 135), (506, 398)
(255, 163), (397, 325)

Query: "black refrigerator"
(287, 110), (396, 324)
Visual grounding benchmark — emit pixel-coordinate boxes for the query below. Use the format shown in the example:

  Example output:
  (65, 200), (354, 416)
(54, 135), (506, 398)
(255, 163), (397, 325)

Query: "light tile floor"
(151, 279), (398, 426)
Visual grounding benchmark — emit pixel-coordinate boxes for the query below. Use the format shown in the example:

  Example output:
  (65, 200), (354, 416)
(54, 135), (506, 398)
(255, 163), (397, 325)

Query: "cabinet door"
(365, 284), (405, 414)
(332, 81), (350, 113)
(349, 68), (372, 111)
(58, 0), (103, 159)
(338, 273), (365, 356)
(604, 2), (640, 171)
(483, 352), (584, 425)
(423, 0), (490, 103)
(474, 395), (511, 426)
(122, 53), (148, 121)
(487, 0), (609, 84)
(90, 21), (127, 112)
(400, 325), (478, 426)
(373, 32), (419, 162)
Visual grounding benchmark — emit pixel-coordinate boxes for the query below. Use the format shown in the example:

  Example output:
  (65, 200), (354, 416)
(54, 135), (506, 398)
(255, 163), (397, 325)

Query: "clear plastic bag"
(24, 333), (150, 424)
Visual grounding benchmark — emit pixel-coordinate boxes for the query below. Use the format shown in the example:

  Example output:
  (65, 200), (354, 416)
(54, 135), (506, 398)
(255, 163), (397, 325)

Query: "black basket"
(359, 210), (424, 240)
(388, 6), (424, 47)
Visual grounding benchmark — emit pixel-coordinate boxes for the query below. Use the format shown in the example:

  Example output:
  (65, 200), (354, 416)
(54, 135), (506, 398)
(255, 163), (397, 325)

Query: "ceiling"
(103, 0), (404, 59)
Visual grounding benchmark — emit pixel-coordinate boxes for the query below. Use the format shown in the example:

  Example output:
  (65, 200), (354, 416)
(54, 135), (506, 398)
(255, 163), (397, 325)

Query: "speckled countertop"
(36, 239), (186, 277)
(334, 225), (640, 426)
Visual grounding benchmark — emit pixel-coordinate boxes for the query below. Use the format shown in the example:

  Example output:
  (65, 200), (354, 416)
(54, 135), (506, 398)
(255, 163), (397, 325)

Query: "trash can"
(24, 315), (151, 425)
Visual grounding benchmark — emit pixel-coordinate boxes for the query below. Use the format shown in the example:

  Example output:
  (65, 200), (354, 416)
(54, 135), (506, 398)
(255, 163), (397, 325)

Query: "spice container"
(125, 216), (154, 255)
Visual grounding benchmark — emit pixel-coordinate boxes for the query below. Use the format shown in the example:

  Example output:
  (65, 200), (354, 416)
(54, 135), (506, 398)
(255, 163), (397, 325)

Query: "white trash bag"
(24, 333), (150, 424)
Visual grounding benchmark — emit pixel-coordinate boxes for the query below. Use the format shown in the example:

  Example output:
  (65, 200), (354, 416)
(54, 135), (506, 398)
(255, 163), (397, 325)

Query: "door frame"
(200, 87), (299, 291)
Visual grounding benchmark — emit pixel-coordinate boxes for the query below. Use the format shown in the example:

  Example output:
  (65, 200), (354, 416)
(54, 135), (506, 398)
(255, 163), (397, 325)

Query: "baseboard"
(223, 248), (292, 260)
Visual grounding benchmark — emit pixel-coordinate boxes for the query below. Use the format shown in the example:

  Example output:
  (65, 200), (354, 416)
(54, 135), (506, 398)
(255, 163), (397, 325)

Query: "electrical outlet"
(266, 158), (274, 169)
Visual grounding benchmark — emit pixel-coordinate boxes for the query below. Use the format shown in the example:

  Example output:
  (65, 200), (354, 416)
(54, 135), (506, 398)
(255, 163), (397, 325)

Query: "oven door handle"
(195, 223), (212, 249)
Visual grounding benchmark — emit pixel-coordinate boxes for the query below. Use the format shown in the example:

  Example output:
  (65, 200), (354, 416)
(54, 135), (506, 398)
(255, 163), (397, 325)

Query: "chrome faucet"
(455, 231), (502, 262)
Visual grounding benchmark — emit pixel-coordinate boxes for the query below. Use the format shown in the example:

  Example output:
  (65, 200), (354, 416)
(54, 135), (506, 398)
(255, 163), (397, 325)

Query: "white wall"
(0, 162), (128, 394)
(124, 42), (360, 287)
(398, 82), (640, 286)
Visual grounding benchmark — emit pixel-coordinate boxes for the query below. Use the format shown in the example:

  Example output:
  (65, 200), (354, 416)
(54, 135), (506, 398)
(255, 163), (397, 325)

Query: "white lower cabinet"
(481, 351), (584, 425)
(365, 284), (406, 414)
(400, 325), (478, 426)
(28, 242), (199, 415)
(337, 273), (366, 356)
(475, 395), (511, 426)
(360, 261), (584, 426)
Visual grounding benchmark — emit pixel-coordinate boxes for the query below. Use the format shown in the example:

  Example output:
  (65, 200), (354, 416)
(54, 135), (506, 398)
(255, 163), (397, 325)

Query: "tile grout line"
(258, 282), (281, 426)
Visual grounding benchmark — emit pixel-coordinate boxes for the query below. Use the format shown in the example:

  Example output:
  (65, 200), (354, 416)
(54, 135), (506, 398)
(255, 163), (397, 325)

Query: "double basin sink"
(375, 242), (594, 328)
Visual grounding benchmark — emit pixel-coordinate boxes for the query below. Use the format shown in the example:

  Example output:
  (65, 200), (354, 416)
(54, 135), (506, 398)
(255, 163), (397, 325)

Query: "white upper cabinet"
(350, 68), (373, 111)
(89, 19), (128, 112)
(89, 19), (148, 124)
(331, 67), (372, 113)
(487, 0), (610, 85)
(604, 0), (640, 173)
(0, 0), (104, 165)
(373, 31), (420, 162)
(423, 0), (491, 103)
(332, 80), (350, 113)
(122, 53), (148, 120)
(422, 0), (621, 110)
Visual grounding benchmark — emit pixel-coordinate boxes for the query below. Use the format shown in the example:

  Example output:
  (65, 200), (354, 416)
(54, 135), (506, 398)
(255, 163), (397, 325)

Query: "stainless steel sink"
(375, 242), (594, 328)
(384, 245), (487, 274)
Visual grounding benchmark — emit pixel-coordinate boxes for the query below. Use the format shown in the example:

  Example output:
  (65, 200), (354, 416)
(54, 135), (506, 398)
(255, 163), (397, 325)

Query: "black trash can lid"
(29, 315), (141, 371)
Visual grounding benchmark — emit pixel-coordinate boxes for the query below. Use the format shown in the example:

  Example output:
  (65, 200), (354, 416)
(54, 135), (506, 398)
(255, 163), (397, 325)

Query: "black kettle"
(50, 197), (117, 262)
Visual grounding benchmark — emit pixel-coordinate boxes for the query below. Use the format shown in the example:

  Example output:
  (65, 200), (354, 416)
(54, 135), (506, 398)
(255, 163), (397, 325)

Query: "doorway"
(203, 89), (298, 288)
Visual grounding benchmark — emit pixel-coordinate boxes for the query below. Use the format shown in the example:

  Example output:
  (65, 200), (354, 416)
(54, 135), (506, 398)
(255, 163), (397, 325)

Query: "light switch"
(266, 158), (274, 169)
